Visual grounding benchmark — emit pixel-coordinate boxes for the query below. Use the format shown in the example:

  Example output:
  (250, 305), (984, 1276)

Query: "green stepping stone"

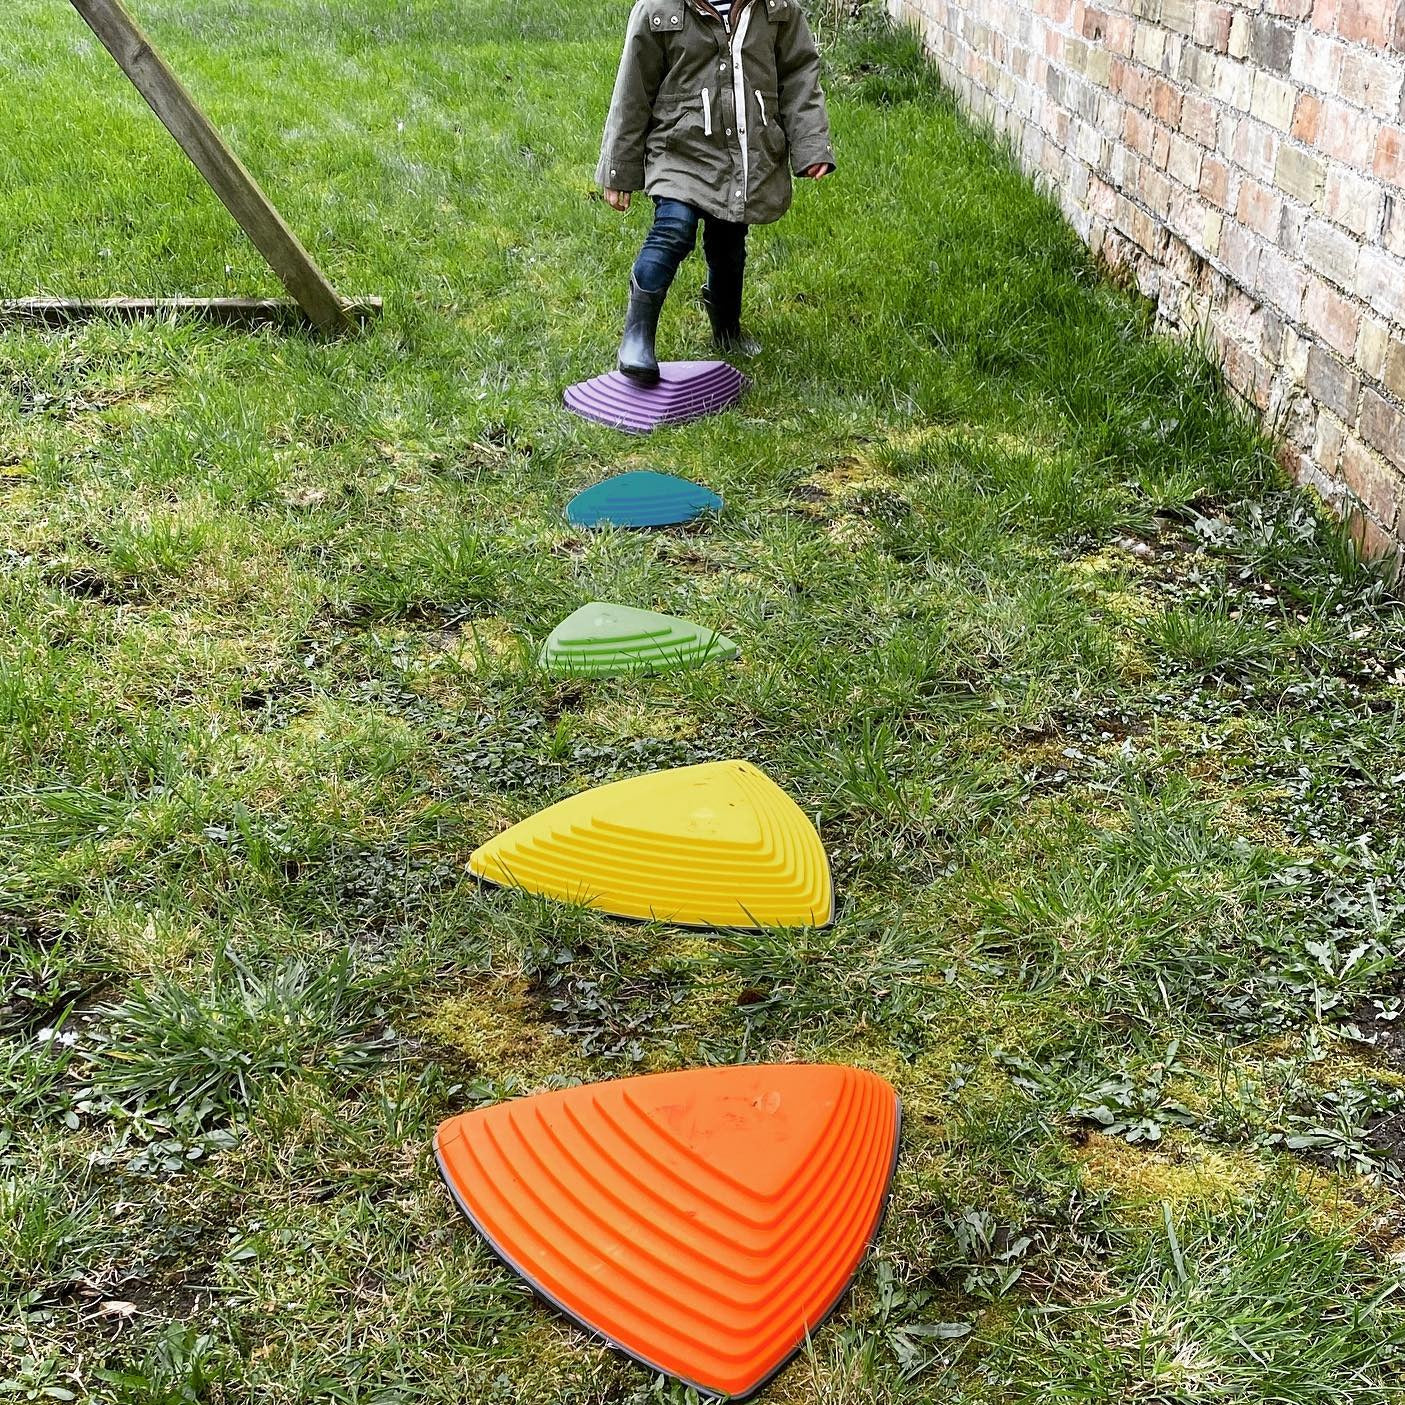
(539, 602), (739, 678)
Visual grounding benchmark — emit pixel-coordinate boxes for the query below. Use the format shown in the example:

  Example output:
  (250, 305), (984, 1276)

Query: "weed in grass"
(0, 917), (112, 1038)
(998, 1042), (1198, 1147)
(80, 948), (393, 1136)
(1138, 596), (1278, 677)
(92, 1326), (224, 1405)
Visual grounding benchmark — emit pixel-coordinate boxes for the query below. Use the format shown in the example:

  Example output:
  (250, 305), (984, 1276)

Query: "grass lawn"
(4, 0), (1405, 1399)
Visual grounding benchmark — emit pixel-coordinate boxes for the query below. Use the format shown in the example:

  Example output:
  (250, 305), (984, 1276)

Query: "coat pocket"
(755, 96), (787, 158)
(661, 107), (722, 182)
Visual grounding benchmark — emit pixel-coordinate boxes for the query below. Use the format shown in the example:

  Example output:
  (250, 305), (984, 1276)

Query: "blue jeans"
(633, 198), (748, 296)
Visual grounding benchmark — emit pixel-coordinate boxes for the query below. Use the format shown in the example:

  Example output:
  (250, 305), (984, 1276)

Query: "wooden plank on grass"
(68, 0), (354, 334)
(0, 297), (383, 328)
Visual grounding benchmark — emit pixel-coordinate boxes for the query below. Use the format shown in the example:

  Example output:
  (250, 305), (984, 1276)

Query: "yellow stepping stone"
(469, 761), (832, 929)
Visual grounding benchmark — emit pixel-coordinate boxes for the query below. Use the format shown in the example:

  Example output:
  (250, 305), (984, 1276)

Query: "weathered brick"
(1262, 307), (1288, 361)
(1303, 218), (1361, 289)
(1233, 117), (1281, 180)
(1258, 241), (1309, 318)
(1215, 54), (1255, 110)
(1291, 93), (1323, 142)
(1193, 1), (1232, 51)
(1324, 166), (1382, 239)
(1162, 0), (1197, 34)
(1250, 71), (1297, 128)
(1067, 73), (1102, 121)
(1105, 14), (1138, 53)
(1359, 315), (1392, 379)
(1228, 10), (1250, 56)
(1220, 220), (1262, 283)
(1303, 0), (1337, 29)
(1129, 201), (1168, 254)
(1318, 99), (1382, 169)
(1360, 390), (1405, 471)
(1181, 45), (1219, 91)
(1310, 0), (1339, 31)
(1279, 199), (1309, 253)
(1386, 194), (1405, 258)
(1377, 127), (1405, 183)
(1200, 154), (1233, 206)
(1099, 92), (1126, 137)
(1091, 173), (1121, 218)
(1168, 132), (1204, 186)
(1134, 21), (1169, 67)
(1275, 143), (1329, 204)
(1358, 246), (1405, 325)
(1125, 107), (1157, 156)
(1076, 119), (1107, 166)
(1340, 437), (1401, 525)
(1384, 337), (1405, 399)
(1238, 177), (1284, 235)
(1141, 161), (1174, 208)
(1202, 205), (1225, 253)
(1314, 409), (1348, 470)
(1290, 30), (1343, 90)
(1283, 322), (1311, 381)
(1337, 0), (1389, 45)
(1151, 77), (1184, 125)
(1340, 51), (1405, 119)
(1166, 224), (1200, 276)
(1305, 276), (1363, 356)
(1250, 16), (1295, 71)
(1180, 94), (1218, 146)
(1307, 344), (1361, 421)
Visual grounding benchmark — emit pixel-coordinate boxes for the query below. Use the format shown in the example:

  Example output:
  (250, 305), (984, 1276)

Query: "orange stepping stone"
(435, 1064), (901, 1398)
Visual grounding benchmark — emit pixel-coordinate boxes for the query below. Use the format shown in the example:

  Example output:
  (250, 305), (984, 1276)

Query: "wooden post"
(68, 0), (353, 334)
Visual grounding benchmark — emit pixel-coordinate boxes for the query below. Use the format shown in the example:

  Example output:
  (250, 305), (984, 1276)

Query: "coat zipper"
(730, 2), (753, 191)
(701, 86), (713, 136)
(756, 91), (768, 126)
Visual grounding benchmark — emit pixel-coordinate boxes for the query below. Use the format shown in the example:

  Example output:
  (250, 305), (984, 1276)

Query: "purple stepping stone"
(564, 360), (748, 434)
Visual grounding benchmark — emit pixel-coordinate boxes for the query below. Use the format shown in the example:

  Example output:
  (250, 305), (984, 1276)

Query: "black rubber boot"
(618, 275), (665, 385)
(701, 281), (761, 358)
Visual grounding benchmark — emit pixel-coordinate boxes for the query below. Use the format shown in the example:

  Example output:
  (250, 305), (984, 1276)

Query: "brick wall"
(889, 0), (1405, 555)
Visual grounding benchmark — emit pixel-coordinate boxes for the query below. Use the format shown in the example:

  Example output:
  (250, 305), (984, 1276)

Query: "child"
(597, 0), (835, 384)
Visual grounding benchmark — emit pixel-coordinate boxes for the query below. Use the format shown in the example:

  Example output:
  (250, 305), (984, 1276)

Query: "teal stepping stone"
(566, 471), (723, 529)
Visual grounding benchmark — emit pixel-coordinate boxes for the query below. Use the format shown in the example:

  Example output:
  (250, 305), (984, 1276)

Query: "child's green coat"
(596, 0), (835, 224)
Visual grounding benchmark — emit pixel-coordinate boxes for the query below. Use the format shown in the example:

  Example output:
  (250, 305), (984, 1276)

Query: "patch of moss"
(1071, 1130), (1265, 1221)
(420, 980), (588, 1085)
